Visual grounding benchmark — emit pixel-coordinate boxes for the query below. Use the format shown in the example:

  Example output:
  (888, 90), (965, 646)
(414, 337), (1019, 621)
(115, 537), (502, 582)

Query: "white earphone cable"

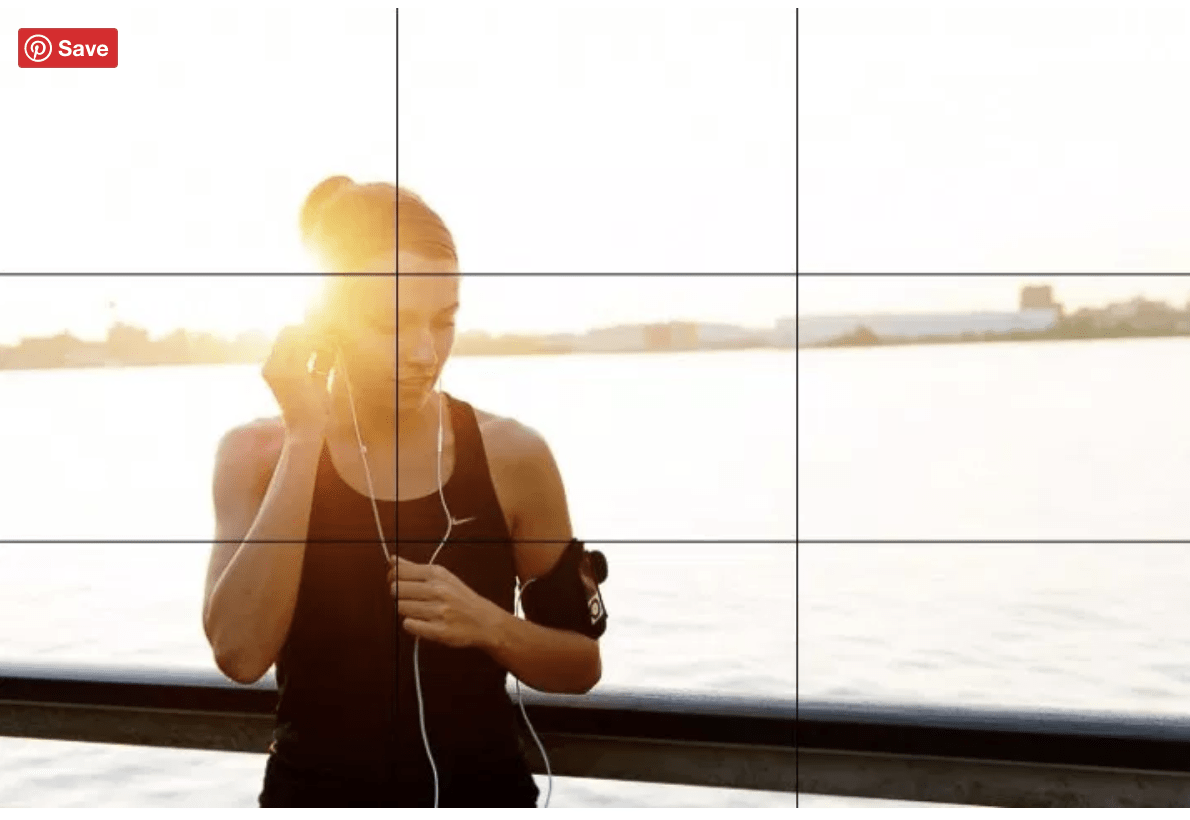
(412, 386), (450, 808)
(348, 360), (552, 809)
(335, 355), (391, 566)
(514, 578), (554, 808)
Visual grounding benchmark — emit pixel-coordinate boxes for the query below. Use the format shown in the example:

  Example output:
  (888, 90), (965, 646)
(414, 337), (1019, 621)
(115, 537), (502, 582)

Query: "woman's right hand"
(263, 324), (333, 438)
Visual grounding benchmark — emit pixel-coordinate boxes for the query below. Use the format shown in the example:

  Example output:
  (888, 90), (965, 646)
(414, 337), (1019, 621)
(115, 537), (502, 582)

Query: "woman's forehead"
(397, 250), (457, 275)
(397, 274), (459, 313)
(326, 275), (396, 313)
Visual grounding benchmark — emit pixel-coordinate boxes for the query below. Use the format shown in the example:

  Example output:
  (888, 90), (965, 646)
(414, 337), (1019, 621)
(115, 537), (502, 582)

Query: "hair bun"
(300, 175), (355, 245)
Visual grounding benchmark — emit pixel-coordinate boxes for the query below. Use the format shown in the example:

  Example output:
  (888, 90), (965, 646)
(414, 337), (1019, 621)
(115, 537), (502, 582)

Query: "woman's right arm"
(202, 422), (324, 684)
(202, 323), (334, 684)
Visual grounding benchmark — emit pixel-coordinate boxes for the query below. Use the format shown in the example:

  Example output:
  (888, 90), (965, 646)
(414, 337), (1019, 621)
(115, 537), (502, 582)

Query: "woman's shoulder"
(469, 405), (550, 464)
(471, 407), (545, 449)
(219, 415), (285, 449)
(215, 416), (286, 478)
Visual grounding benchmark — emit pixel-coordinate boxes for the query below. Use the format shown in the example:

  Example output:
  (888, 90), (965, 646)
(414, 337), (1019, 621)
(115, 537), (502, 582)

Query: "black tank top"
(268, 394), (536, 805)
(270, 431), (398, 785)
(395, 394), (537, 803)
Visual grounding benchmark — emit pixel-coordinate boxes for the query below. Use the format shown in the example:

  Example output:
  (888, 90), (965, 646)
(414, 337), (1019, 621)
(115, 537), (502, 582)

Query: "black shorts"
(258, 752), (540, 808)
(398, 754), (541, 808)
(258, 754), (396, 808)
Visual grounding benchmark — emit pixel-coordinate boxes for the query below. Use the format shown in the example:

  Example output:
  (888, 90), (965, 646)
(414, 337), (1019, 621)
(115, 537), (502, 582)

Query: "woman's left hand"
(397, 557), (505, 649)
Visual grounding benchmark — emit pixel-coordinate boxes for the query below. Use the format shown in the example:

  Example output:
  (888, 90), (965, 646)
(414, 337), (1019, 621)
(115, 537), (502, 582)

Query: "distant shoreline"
(801, 327), (1190, 350)
(0, 344), (791, 373)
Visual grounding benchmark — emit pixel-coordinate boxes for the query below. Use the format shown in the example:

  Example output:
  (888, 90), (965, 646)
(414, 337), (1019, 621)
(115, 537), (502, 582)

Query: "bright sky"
(398, 6), (796, 284)
(0, 276), (322, 345)
(1, 1), (395, 341)
(2, 3), (795, 341)
(457, 276), (795, 336)
(801, 5), (1190, 273)
(14, 4), (1188, 338)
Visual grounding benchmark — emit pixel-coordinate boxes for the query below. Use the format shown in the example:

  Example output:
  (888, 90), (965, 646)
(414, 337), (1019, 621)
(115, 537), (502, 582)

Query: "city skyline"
(0, 276), (794, 345)
(10, 275), (1190, 344)
(798, 276), (1190, 318)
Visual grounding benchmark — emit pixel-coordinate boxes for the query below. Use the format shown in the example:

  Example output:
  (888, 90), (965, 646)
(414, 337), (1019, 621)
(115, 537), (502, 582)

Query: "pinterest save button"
(18, 28), (118, 68)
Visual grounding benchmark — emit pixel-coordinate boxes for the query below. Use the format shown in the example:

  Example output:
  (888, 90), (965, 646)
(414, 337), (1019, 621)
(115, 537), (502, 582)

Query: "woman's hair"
(300, 176), (397, 272)
(397, 186), (458, 264)
(300, 176), (457, 270)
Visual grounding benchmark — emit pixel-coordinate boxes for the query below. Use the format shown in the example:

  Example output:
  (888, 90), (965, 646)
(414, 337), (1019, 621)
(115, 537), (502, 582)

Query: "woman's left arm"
(397, 422), (602, 694)
(485, 424), (601, 695)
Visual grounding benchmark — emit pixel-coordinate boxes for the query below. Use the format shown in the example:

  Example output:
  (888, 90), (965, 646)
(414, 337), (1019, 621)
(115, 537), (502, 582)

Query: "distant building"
(797, 309), (1061, 346)
(575, 325), (647, 353)
(1020, 284), (1062, 315)
(644, 322), (699, 351)
(695, 322), (755, 348)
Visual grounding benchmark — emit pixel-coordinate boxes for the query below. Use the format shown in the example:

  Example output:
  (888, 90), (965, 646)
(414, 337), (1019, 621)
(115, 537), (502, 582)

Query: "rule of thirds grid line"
(0, 539), (799, 545)
(794, 6), (800, 809)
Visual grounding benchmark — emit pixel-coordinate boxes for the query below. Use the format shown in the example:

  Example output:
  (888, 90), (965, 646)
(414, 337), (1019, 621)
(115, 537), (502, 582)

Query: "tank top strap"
(439, 393), (513, 542)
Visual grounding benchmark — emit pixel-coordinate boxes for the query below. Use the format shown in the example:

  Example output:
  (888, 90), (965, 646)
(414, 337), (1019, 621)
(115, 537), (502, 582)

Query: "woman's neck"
(329, 380), (395, 451)
(396, 390), (444, 448)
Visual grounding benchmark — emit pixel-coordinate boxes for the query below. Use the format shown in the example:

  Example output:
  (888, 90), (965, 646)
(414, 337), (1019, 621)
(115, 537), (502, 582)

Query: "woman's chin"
(397, 391), (428, 416)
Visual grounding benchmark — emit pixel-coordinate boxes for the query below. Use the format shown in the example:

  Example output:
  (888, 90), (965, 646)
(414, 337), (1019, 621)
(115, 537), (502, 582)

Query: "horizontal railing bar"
(0, 662), (795, 746)
(796, 748), (1190, 808)
(4, 662), (1190, 806)
(0, 662), (796, 794)
(796, 699), (1190, 775)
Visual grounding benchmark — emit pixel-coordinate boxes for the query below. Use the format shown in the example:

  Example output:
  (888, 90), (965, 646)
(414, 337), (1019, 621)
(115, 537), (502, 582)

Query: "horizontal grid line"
(798, 539), (1190, 545)
(0, 538), (795, 545)
(794, 271), (1190, 276)
(0, 271), (370, 277)
(394, 538), (795, 546)
(7, 270), (1186, 276)
(0, 271), (796, 278)
(0, 539), (396, 546)
(420, 272), (797, 277)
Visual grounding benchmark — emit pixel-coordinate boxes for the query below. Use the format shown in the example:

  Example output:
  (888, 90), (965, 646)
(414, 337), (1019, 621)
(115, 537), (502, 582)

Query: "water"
(0, 351), (799, 808)
(12, 341), (1175, 808)
(799, 336), (1190, 541)
(797, 337), (1190, 805)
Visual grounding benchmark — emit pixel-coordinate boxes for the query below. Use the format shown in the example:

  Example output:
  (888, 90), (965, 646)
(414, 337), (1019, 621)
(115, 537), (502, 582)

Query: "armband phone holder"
(520, 539), (608, 640)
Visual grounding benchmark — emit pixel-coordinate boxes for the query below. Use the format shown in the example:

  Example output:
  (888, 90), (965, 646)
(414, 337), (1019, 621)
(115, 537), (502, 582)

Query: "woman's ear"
(304, 304), (341, 349)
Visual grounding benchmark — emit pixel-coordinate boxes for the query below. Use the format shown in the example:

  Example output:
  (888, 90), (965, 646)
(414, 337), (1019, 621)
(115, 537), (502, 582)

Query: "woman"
(394, 188), (607, 808)
(201, 178), (606, 808)
(203, 176), (399, 807)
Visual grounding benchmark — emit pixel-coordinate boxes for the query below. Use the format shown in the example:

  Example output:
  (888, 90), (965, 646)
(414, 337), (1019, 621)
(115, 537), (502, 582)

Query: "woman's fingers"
(397, 600), (439, 620)
(397, 580), (436, 601)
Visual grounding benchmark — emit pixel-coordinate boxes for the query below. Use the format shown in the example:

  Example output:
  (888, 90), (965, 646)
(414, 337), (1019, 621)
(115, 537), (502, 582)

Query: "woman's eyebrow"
(397, 302), (460, 318)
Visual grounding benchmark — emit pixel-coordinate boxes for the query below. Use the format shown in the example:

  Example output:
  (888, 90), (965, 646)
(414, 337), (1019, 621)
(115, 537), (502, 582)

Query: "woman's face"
(324, 269), (399, 413)
(397, 251), (459, 414)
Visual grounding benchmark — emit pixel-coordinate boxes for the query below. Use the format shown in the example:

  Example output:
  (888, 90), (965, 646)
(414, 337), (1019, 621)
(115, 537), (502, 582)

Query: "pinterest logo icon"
(23, 33), (51, 62)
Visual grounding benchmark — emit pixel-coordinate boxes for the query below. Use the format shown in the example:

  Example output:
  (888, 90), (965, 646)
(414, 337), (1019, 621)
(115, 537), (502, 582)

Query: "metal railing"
(1, 661), (1189, 807)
